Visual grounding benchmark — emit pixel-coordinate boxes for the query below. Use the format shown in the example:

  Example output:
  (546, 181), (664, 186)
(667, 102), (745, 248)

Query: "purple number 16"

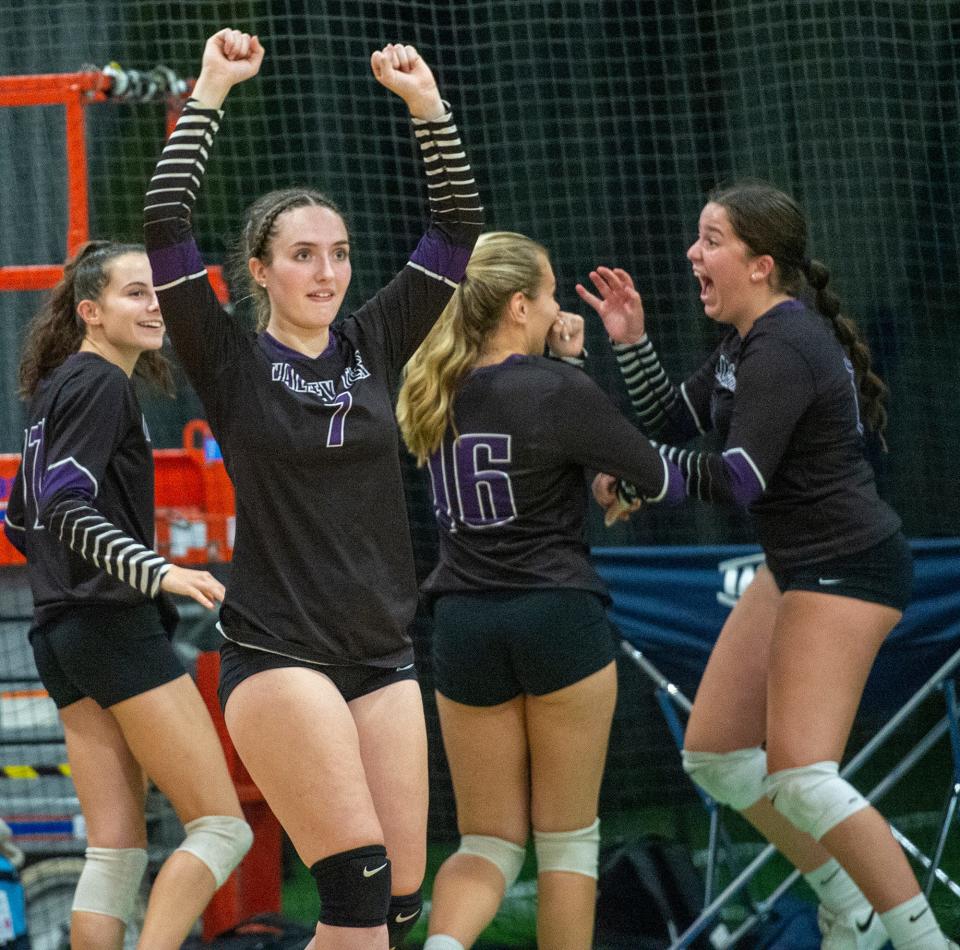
(428, 433), (517, 530)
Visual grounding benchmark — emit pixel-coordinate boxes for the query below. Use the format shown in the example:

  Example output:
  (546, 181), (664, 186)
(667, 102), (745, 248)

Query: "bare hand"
(593, 472), (619, 508)
(575, 267), (646, 344)
(370, 43), (444, 120)
(160, 565), (226, 610)
(547, 311), (585, 357)
(192, 28), (265, 108)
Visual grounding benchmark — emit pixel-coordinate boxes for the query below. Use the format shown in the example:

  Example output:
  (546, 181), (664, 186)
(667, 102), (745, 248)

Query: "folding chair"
(593, 539), (960, 949)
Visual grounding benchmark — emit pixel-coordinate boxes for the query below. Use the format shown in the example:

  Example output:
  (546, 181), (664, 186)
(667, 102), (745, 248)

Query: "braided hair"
(233, 188), (348, 331)
(709, 181), (888, 448)
(19, 241), (173, 398)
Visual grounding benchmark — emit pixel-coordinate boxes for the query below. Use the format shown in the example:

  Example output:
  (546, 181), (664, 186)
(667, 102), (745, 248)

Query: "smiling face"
(251, 204), (352, 345)
(78, 252), (164, 369)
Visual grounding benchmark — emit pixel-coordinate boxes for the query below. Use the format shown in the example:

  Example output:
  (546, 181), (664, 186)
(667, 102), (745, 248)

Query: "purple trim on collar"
(410, 230), (472, 282)
(258, 330), (338, 362)
(148, 239), (205, 287)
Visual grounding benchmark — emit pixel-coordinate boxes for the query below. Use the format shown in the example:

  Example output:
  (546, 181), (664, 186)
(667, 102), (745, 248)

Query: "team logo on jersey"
(715, 354), (737, 392)
(340, 350), (371, 389)
(272, 363), (337, 399)
(716, 551), (765, 607)
(272, 350), (371, 400)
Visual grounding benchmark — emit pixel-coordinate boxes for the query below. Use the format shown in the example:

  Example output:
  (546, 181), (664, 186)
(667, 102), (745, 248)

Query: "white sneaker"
(818, 904), (890, 950)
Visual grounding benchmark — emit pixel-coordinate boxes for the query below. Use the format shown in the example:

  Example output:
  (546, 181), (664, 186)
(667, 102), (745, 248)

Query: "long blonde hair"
(397, 231), (548, 464)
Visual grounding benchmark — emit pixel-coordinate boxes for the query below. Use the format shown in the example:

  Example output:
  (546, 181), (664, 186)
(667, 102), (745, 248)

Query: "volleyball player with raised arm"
(580, 181), (955, 950)
(397, 232), (684, 950)
(4, 242), (251, 950)
(144, 29), (482, 950)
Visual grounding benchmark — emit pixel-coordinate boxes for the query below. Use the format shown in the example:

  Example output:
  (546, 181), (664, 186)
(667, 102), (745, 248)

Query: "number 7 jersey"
(144, 99), (483, 668)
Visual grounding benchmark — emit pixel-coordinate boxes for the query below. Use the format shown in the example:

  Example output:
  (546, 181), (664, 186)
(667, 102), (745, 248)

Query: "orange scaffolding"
(0, 68), (228, 300)
(0, 71), (273, 937)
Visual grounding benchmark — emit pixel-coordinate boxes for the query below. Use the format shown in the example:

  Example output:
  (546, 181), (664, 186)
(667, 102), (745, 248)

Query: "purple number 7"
(324, 391), (353, 448)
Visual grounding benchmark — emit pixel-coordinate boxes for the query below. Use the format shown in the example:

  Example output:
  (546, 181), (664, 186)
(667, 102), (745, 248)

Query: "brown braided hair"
(232, 188), (348, 331)
(19, 241), (173, 399)
(709, 181), (888, 448)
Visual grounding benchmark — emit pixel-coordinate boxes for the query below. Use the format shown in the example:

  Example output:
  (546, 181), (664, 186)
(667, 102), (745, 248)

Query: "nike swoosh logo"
(909, 907), (930, 923)
(819, 867), (841, 886)
(818, 578), (845, 585)
(856, 910), (875, 933)
(395, 910), (420, 923)
(363, 862), (388, 877)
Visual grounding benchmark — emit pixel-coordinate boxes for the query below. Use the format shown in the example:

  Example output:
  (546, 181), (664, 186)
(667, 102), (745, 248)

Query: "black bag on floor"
(595, 835), (712, 950)
(181, 913), (314, 950)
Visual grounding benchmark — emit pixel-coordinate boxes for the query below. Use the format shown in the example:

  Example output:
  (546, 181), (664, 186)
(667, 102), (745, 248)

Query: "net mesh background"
(0, 0), (957, 869)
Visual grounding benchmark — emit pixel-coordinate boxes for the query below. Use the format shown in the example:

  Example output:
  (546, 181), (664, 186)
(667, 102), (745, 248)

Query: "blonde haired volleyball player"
(5, 241), (250, 950)
(144, 28), (483, 950)
(398, 232), (684, 950)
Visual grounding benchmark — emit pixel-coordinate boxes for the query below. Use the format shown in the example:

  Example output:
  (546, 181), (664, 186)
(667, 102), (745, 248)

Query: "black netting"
(1, 0), (957, 853)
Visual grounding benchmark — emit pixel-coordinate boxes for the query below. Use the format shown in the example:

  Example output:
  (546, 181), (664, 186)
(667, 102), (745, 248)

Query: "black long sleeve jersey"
(421, 355), (685, 599)
(144, 99), (483, 668)
(613, 300), (900, 569)
(4, 353), (176, 630)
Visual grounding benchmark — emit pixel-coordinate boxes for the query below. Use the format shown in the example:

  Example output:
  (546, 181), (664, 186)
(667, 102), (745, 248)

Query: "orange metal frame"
(0, 71), (228, 301)
(0, 75), (267, 935)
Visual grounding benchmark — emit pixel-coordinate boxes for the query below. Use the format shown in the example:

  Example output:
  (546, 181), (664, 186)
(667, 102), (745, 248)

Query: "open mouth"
(138, 320), (165, 330)
(694, 271), (714, 301)
(308, 290), (336, 303)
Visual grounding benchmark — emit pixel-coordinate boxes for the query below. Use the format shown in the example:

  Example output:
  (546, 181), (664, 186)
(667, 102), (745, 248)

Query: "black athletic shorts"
(431, 588), (616, 707)
(30, 602), (186, 709)
(766, 531), (913, 612)
(217, 639), (419, 711)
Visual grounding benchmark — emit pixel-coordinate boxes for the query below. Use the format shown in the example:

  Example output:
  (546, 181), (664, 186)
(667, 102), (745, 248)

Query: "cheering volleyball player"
(397, 232), (684, 950)
(583, 181), (955, 950)
(4, 242), (250, 950)
(144, 28), (482, 950)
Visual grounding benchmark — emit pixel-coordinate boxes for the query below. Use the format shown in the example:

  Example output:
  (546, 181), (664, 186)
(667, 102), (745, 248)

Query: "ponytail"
(805, 258), (888, 448)
(398, 232), (547, 464)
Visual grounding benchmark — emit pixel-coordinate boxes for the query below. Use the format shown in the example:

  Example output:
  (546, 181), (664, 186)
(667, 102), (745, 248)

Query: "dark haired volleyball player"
(5, 241), (250, 950)
(582, 181), (955, 950)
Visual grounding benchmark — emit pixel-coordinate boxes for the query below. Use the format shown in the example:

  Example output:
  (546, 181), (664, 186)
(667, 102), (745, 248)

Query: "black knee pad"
(310, 844), (391, 928)
(387, 889), (423, 948)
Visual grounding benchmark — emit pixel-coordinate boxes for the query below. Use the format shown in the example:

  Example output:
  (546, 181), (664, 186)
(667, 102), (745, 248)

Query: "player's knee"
(533, 818), (601, 879)
(682, 747), (767, 810)
(764, 761), (869, 840)
(310, 844), (391, 928)
(72, 846), (148, 922)
(457, 834), (526, 891)
(387, 889), (422, 949)
(176, 815), (253, 887)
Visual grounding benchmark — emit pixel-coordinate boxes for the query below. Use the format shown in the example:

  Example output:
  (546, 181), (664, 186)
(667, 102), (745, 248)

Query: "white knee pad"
(72, 846), (148, 922)
(457, 834), (526, 891)
(681, 747), (767, 810)
(176, 815), (253, 887)
(764, 761), (869, 841)
(533, 818), (601, 880)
